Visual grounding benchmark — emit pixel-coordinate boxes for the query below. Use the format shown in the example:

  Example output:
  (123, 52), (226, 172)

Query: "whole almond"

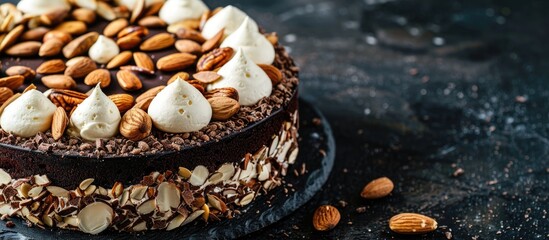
(201, 28), (224, 53)
(64, 57), (97, 78)
(140, 33), (174, 51)
(21, 27), (50, 41)
(361, 177), (394, 199)
(0, 87), (14, 105)
(156, 53), (196, 71)
(51, 107), (68, 140)
(193, 71), (220, 84)
(116, 70), (143, 91)
(175, 28), (206, 43)
(197, 47), (233, 72)
(143, 2), (163, 17)
(136, 85), (165, 103)
(117, 34), (142, 50)
(40, 8), (69, 26)
(37, 59), (66, 74)
(84, 69), (111, 88)
(133, 96), (153, 111)
(42, 75), (77, 89)
(103, 18), (128, 37)
(175, 39), (202, 54)
(5, 41), (41, 57)
(48, 89), (88, 111)
(138, 16), (166, 28)
(204, 87), (239, 101)
(96, 1), (116, 21)
(167, 72), (190, 84)
(43, 30), (73, 44)
(389, 213), (437, 234)
(72, 8), (96, 25)
(167, 19), (200, 33)
(130, 0), (145, 24)
(106, 51), (132, 69)
(39, 39), (64, 57)
(109, 94), (134, 113)
(0, 75), (24, 90)
(312, 205), (340, 231)
(120, 108), (152, 141)
(120, 65), (154, 75)
(63, 32), (99, 58)
(0, 25), (24, 52)
(258, 64), (283, 85)
(53, 21), (87, 36)
(117, 26), (149, 38)
(133, 52), (154, 72)
(6, 66), (36, 80)
(208, 97), (240, 121)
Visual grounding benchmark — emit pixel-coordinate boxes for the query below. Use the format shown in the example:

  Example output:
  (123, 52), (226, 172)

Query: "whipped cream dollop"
(159, 0), (209, 24)
(0, 90), (56, 138)
(16, 0), (71, 16)
(88, 35), (120, 64)
(148, 78), (212, 133)
(201, 5), (258, 40)
(68, 86), (121, 141)
(221, 17), (275, 65)
(209, 48), (272, 106)
(116, 0), (163, 10)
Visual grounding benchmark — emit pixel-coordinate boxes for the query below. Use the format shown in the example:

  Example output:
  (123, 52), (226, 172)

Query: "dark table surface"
(208, 0), (549, 239)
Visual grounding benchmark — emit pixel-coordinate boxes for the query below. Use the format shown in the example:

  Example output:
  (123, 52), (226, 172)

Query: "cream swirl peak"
(221, 17), (275, 65)
(89, 35), (120, 64)
(210, 48), (273, 106)
(16, 0), (71, 15)
(0, 89), (56, 138)
(68, 85), (121, 141)
(159, 0), (209, 24)
(201, 5), (258, 40)
(148, 78), (212, 133)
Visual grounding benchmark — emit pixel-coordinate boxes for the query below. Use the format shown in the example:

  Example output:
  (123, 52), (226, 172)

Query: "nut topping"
(156, 53), (196, 72)
(64, 57), (97, 78)
(140, 32), (174, 51)
(208, 97), (240, 121)
(0, 75), (24, 90)
(84, 69), (111, 88)
(108, 94), (134, 113)
(133, 52), (155, 72)
(116, 70), (143, 91)
(37, 59), (66, 75)
(63, 32), (99, 59)
(197, 47), (233, 72)
(5, 41), (41, 57)
(192, 71), (221, 84)
(42, 75), (77, 90)
(103, 18), (129, 37)
(106, 51), (132, 69)
(51, 107), (68, 140)
(5, 66), (36, 80)
(119, 108), (152, 141)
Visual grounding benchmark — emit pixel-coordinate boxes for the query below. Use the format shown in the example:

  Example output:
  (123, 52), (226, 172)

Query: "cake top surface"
(0, 0), (299, 157)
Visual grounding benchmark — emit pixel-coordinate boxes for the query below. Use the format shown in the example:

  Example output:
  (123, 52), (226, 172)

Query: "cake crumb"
(5, 221), (15, 228)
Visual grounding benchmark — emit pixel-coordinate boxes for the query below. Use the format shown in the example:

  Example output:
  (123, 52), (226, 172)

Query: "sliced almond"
(84, 69), (111, 88)
(52, 107), (68, 140)
(133, 52), (154, 72)
(77, 202), (113, 235)
(103, 18), (128, 37)
(5, 41), (41, 57)
(108, 94), (134, 113)
(46, 186), (69, 198)
(178, 167), (192, 179)
(39, 39), (64, 57)
(116, 69), (143, 91)
(0, 169), (11, 185)
(53, 21), (87, 36)
(64, 56), (97, 78)
(201, 28), (224, 53)
(0, 75), (24, 90)
(63, 31), (99, 58)
(189, 165), (209, 186)
(136, 199), (155, 215)
(5, 66), (36, 80)
(37, 59), (66, 74)
(166, 213), (187, 231)
(111, 182), (123, 198)
(156, 182), (180, 212)
(175, 39), (202, 54)
(207, 194), (227, 213)
(106, 50), (132, 69)
(28, 186), (43, 198)
(140, 32), (174, 51)
(156, 53), (196, 72)
(130, 185), (147, 200)
(193, 71), (220, 84)
(41, 75), (77, 89)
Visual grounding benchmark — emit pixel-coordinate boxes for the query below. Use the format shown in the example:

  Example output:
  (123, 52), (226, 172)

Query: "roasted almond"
(140, 32), (174, 51)
(84, 69), (111, 88)
(43, 30), (73, 44)
(208, 97), (240, 121)
(0, 75), (24, 90)
(204, 87), (239, 101)
(37, 59), (66, 74)
(39, 39), (64, 57)
(53, 21), (87, 36)
(20, 27), (50, 41)
(167, 19), (200, 33)
(258, 64), (283, 85)
(136, 85), (165, 103)
(120, 108), (152, 141)
(116, 70), (143, 91)
(143, 2), (164, 17)
(0, 25), (24, 52)
(197, 47), (233, 72)
(51, 107), (68, 140)
(117, 26), (149, 38)
(175, 28), (206, 44)
(389, 213), (437, 234)
(0, 87), (14, 105)
(130, 0), (145, 24)
(106, 51), (132, 69)
(138, 16), (166, 28)
(109, 94), (134, 113)
(167, 72), (190, 84)
(64, 57), (97, 78)
(156, 53), (196, 71)
(5, 66), (36, 80)
(175, 39), (202, 54)
(120, 65), (154, 75)
(5, 41), (41, 57)
(117, 34), (142, 50)
(40, 8), (69, 26)
(312, 205), (340, 231)
(361, 177), (394, 199)
(201, 28), (224, 53)
(42, 75), (77, 89)
(193, 71), (220, 84)
(133, 52), (154, 72)
(63, 31), (99, 58)
(103, 18), (128, 37)
(133, 96), (153, 111)
(72, 8), (96, 25)
(48, 89), (88, 111)
(96, 1), (116, 21)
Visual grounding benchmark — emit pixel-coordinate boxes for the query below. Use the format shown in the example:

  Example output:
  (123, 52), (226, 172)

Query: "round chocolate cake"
(0, 0), (299, 234)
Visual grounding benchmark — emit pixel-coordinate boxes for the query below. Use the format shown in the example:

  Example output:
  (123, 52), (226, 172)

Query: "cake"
(0, 0), (299, 234)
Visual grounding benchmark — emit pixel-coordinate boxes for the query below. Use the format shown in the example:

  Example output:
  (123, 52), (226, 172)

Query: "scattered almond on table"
(360, 176), (394, 199)
(389, 213), (438, 234)
(312, 205), (341, 231)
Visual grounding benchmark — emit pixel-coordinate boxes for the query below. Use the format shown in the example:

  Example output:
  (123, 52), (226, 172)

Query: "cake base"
(0, 99), (335, 239)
